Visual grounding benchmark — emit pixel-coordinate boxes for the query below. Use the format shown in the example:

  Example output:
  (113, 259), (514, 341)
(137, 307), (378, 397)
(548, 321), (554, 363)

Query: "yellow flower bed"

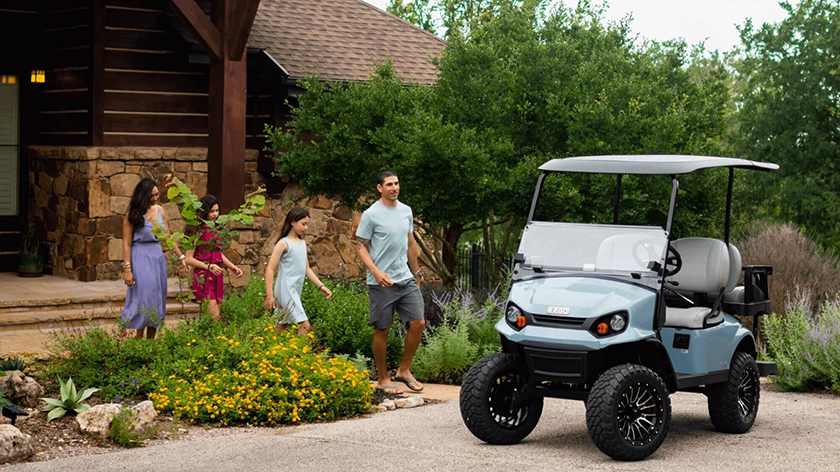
(149, 327), (373, 425)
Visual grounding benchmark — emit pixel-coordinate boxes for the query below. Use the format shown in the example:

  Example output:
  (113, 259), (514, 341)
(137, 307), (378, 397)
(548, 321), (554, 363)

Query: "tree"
(388, 0), (543, 39)
(735, 0), (840, 251)
(267, 4), (735, 288)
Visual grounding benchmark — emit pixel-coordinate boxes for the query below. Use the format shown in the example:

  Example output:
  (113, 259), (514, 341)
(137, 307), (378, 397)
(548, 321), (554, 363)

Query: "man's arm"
(356, 238), (393, 287)
(407, 233), (420, 286)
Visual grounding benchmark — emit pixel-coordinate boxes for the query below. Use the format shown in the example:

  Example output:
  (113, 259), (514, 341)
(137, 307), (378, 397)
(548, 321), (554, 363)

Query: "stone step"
(0, 300), (199, 327)
(0, 310), (200, 357)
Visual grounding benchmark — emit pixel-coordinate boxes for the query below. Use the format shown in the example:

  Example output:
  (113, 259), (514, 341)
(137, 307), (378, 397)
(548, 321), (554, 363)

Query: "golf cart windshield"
(518, 222), (668, 274)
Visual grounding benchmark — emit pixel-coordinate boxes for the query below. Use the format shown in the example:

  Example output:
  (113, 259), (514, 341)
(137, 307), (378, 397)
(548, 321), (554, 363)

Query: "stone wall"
(27, 146), (366, 285)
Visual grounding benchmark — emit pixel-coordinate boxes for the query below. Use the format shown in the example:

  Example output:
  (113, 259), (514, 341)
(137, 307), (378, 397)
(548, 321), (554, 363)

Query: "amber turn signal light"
(596, 322), (609, 335)
(516, 316), (527, 328)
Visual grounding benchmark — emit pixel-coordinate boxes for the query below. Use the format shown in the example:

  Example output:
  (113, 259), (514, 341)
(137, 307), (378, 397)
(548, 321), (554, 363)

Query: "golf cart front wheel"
(707, 351), (760, 433)
(586, 364), (671, 461)
(460, 353), (543, 445)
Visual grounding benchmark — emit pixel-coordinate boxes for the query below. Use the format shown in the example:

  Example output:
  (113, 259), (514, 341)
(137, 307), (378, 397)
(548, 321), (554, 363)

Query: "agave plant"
(40, 377), (99, 422)
(0, 357), (26, 372)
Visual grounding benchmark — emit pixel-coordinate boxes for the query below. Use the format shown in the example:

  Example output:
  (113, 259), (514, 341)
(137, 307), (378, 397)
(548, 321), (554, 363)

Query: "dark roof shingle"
(248, 0), (446, 84)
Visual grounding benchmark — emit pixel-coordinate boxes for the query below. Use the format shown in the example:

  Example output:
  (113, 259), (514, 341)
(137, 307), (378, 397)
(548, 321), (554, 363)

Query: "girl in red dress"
(184, 195), (243, 319)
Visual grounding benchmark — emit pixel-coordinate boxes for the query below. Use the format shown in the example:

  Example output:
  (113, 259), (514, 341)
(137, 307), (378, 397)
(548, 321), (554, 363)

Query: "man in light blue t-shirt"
(355, 170), (425, 393)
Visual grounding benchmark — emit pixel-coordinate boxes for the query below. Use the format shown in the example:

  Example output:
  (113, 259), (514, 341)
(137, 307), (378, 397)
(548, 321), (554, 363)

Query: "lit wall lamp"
(30, 70), (45, 83)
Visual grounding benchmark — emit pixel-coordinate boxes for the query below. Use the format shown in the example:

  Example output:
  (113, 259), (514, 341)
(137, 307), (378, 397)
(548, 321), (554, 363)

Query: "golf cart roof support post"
(725, 167), (734, 244)
(527, 172), (547, 224)
(613, 174), (623, 225)
(665, 177), (679, 234)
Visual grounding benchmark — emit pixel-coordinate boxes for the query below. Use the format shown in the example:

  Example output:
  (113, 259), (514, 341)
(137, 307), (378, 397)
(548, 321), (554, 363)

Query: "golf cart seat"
(664, 238), (741, 329)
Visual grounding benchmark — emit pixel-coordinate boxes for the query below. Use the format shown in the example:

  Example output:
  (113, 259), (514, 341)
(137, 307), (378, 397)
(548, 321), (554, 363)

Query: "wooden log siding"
(101, 0), (209, 147)
(35, 1), (94, 145)
(99, 0), (274, 150)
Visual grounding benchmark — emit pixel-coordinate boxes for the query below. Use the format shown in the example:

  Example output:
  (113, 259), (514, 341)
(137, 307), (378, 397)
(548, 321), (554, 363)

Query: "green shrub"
(148, 321), (373, 424)
(764, 295), (840, 392)
(45, 277), (376, 426)
(412, 288), (504, 384)
(45, 325), (160, 400)
(302, 280), (404, 366)
(109, 407), (158, 447)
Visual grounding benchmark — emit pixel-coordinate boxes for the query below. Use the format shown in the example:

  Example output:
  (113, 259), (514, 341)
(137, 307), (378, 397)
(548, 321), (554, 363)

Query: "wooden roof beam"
(168, 0), (222, 60)
(229, 0), (261, 61)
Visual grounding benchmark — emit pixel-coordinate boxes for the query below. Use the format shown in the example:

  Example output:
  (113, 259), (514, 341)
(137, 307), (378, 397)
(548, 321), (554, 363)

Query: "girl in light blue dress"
(264, 207), (332, 334)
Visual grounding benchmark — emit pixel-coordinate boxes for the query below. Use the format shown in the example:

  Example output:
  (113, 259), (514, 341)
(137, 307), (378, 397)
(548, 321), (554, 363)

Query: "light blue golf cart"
(460, 155), (779, 461)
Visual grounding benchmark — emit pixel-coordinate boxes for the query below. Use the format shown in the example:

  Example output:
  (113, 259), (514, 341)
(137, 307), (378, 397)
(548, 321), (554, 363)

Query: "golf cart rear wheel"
(707, 351), (760, 433)
(586, 364), (671, 461)
(460, 353), (543, 445)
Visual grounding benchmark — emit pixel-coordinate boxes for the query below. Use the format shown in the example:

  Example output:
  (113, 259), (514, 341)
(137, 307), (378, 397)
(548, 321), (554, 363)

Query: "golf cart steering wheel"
(664, 245), (682, 277)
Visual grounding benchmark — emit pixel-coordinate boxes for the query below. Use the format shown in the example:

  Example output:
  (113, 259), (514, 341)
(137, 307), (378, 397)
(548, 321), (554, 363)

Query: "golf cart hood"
(509, 275), (657, 321)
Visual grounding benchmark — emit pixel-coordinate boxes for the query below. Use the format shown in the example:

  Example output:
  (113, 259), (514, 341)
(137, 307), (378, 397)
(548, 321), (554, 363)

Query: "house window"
(30, 70), (45, 83)
(1, 75), (16, 84)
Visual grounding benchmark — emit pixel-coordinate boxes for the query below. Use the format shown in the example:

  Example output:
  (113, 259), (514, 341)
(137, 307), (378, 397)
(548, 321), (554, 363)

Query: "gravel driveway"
(5, 388), (840, 472)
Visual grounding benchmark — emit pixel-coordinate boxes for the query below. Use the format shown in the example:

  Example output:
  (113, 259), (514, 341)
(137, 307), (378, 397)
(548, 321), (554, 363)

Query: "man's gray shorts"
(368, 278), (424, 330)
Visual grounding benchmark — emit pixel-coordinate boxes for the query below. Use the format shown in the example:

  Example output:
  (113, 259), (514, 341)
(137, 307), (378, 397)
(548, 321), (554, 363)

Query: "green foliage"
(735, 0), (840, 252)
(268, 4), (735, 287)
(764, 296), (840, 392)
(40, 377), (99, 422)
(413, 288), (504, 384)
(388, 0), (544, 39)
(0, 357), (26, 372)
(45, 326), (159, 400)
(109, 407), (158, 447)
(46, 277), (375, 426)
(0, 389), (12, 408)
(301, 280), (404, 366)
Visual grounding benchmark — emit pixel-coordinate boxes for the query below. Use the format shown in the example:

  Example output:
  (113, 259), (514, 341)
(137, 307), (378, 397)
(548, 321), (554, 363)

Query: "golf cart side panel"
(660, 315), (752, 376)
(501, 276), (658, 351)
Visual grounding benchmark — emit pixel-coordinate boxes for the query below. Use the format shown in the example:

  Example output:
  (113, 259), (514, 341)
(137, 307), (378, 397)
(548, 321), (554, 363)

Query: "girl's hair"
(280, 207), (309, 238)
(186, 195), (219, 236)
(127, 178), (158, 231)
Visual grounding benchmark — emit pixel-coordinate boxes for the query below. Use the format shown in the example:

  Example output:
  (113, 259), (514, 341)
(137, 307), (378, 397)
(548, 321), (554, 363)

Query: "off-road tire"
(586, 364), (671, 461)
(707, 351), (760, 433)
(460, 353), (543, 445)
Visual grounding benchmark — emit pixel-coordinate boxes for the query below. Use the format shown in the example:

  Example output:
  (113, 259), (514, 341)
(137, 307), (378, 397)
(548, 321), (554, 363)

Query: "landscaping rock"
(0, 371), (45, 408)
(130, 401), (157, 431)
(0, 425), (34, 463)
(76, 404), (121, 440)
(393, 396), (424, 409)
(378, 400), (396, 411)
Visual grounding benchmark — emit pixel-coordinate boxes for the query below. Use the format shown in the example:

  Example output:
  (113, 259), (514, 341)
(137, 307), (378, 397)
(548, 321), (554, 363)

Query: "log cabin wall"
(98, 0), (277, 149)
(34, 0), (94, 145)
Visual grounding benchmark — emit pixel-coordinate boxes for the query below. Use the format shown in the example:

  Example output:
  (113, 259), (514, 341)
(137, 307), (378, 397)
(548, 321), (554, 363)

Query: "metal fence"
(457, 244), (512, 291)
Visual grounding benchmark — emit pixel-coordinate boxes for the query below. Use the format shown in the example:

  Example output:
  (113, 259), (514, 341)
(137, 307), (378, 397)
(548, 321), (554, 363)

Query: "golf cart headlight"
(506, 305), (522, 324)
(610, 314), (626, 332)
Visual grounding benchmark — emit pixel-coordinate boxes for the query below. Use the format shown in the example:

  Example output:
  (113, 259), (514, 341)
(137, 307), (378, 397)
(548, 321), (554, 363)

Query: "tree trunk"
(442, 223), (464, 279)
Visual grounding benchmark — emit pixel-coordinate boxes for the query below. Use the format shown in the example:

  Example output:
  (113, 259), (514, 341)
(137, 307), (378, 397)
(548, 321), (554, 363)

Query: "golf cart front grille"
(523, 347), (587, 383)
(532, 314), (586, 328)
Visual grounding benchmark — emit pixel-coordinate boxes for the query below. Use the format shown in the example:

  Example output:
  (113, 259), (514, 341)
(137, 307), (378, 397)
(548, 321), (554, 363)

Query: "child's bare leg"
(275, 321), (290, 333)
(134, 329), (144, 339)
(296, 321), (311, 335)
(207, 300), (221, 320)
(146, 326), (157, 339)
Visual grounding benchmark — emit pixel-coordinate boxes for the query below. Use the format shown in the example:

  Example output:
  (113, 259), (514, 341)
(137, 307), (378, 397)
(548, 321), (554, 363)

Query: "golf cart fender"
(729, 319), (757, 359)
(727, 324), (778, 376)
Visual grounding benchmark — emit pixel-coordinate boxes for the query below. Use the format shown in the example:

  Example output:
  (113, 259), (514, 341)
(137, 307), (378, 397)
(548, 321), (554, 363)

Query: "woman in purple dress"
(121, 178), (186, 339)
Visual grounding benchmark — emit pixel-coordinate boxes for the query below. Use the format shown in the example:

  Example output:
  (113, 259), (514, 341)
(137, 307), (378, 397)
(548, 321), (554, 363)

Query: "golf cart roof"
(539, 155), (779, 175)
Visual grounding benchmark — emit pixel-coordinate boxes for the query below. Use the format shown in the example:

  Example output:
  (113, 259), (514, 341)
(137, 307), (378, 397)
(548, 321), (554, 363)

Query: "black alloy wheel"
(460, 353), (543, 444)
